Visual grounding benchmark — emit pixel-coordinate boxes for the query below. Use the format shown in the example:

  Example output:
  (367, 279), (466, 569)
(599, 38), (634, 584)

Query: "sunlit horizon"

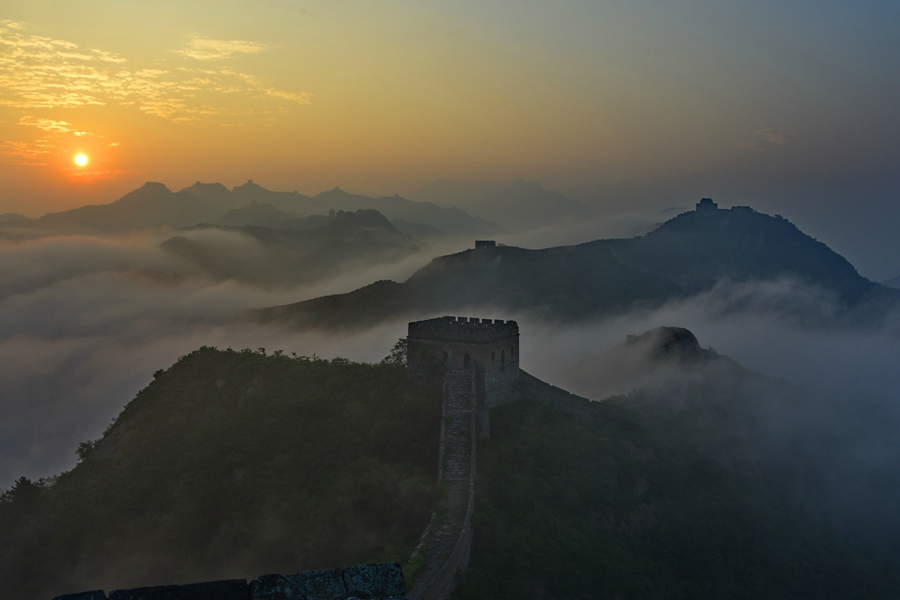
(2, 1), (899, 278)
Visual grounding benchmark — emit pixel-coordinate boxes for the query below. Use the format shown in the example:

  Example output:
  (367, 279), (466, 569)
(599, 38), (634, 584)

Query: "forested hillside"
(455, 347), (900, 599)
(0, 348), (441, 600)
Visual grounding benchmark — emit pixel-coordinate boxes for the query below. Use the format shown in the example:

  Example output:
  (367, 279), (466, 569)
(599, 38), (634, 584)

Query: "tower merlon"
(408, 316), (519, 344)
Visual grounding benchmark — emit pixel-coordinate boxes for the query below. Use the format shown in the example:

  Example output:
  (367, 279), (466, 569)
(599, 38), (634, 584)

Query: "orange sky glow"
(1, 1), (898, 224)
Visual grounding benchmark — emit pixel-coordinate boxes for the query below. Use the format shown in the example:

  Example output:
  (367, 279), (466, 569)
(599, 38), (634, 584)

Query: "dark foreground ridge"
(36, 315), (900, 600)
(50, 316), (601, 600)
(53, 562), (407, 600)
(45, 320), (704, 600)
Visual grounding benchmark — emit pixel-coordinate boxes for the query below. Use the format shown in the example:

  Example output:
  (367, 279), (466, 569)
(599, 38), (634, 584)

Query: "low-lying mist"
(0, 231), (463, 489)
(2, 227), (899, 503)
(519, 279), (900, 404)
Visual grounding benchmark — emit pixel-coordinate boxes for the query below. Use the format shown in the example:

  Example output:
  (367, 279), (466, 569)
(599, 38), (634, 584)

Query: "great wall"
(53, 316), (598, 600)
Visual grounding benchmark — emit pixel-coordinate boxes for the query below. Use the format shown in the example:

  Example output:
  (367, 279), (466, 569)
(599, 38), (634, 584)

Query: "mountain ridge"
(2, 181), (502, 239)
(253, 204), (899, 329)
(410, 179), (593, 232)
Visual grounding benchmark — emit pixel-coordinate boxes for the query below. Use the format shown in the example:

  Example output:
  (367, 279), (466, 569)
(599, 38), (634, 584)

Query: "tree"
(0, 476), (41, 508)
(76, 439), (98, 463)
(381, 338), (408, 366)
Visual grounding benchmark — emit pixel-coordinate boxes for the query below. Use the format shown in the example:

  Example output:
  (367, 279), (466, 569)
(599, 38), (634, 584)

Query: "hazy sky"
(1, 1), (899, 274)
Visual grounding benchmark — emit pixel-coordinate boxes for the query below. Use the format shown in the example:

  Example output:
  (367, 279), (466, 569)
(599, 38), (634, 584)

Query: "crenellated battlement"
(408, 316), (518, 344)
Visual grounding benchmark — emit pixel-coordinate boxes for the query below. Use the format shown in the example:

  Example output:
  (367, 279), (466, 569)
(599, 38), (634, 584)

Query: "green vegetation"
(0, 347), (441, 600)
(455, 362), (900, 599)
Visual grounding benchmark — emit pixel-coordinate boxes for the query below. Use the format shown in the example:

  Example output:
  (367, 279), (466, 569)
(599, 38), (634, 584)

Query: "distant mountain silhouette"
(180, 181), (247, 212)
(196, 181), (500, 237)
(254, 204), (899, 328)
(410, 179), (593, 232)
(217, 201), (298, 228)
(162, 209), (420, 286)
(389, 218), (448, 240)
(0, 213), (31, 227)
(13, 183), (216, 234)
(300, 187), (502, 237)
(3, 181), (501, 239)
(883, 274), (900, 289)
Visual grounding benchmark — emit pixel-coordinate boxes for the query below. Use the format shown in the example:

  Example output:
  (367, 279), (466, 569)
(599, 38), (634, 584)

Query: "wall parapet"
(408, 317), (518, 344)
(52, 563), (408, 600)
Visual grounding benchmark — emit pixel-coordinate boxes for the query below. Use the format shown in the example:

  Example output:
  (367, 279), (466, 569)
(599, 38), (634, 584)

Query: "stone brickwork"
(52, 563), (407, 600)
(517, 370), (602, 420)
(407, 369), (476, 600)
(407, 316), (520, 436)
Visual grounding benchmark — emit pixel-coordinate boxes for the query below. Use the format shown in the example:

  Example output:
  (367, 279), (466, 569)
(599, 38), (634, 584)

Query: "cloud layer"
(0, 230), (458, 489)
(3, 227), (899, 492)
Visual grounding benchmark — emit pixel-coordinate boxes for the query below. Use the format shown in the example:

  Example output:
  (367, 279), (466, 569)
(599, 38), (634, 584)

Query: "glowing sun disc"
(74, 153), (88, 166)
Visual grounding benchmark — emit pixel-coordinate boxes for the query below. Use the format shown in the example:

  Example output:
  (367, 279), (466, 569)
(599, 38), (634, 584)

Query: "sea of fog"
(2, 228), (899, 490)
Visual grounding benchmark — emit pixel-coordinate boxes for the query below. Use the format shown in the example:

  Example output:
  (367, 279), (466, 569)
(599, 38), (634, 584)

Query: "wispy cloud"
(0, 138), (54, 166)
(18, 116), (91, 136)
(175, 37), (268, 61)
(754, 127), (791, 145)
(740, 127), (794, 152)
(0, 20), (25, 30)
(0, 22), (311, 120)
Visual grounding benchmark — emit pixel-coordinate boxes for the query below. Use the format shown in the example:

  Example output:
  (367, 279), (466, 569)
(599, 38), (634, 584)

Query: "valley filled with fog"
(3, 199), (899, 493)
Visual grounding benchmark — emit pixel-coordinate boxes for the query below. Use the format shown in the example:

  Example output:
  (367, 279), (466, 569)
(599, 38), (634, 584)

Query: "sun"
(74, 153), (88, 167)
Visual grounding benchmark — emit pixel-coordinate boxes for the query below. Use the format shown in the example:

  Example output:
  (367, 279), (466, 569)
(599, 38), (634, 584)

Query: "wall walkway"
(407, 369), (477, 600)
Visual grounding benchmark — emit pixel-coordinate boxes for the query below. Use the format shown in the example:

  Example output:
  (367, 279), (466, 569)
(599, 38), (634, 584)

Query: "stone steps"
(409, 369), (476, 600)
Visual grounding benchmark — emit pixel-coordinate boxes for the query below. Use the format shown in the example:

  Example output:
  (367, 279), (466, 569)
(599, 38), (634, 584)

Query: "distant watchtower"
(474, 240), (496, 249)
(696, 198), (718, 212)
(408, 316), (519, 435)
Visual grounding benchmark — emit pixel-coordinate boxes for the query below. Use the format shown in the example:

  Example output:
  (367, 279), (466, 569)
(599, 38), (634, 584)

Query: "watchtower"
(408, 316), (519, 435)
(696, 197), (718, 212)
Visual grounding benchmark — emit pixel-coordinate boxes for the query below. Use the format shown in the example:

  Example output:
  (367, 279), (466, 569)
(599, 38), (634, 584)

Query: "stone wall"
(407, 317), (518, 345)
(407, 316), (519, 417)
(406, 368), (477, 600)
(52, 563), (408, 600)
(517, 370), (605, 420)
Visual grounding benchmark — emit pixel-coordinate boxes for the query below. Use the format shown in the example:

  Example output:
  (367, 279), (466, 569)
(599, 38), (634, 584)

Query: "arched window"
(511, 345), (515, 355)
(492, 352), (495, 362)
(464, 353), (471, 368)
(443, 350), (449, 363)
(501, 350), (505, 366)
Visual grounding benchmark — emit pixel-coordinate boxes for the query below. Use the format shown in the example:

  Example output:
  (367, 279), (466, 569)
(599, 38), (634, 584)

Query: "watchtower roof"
(696, 197), (718, 212)
(408, 316), (518, 343)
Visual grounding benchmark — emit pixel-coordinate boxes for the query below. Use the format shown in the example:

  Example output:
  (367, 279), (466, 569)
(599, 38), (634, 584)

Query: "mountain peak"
(139, 182), (171, 193)
(115, 182), (173, 205)
(625, 327), (704, 362)
(186, 181), (229, 192)
(233, 179), (268, 193)
(314, 186), (369, 201)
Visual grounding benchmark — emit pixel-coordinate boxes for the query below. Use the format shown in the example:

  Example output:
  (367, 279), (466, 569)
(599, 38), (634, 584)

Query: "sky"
(1, 0), (899, 276)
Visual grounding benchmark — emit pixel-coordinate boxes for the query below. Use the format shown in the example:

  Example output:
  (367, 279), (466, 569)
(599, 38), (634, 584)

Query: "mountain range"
(254, 204), (900, 328)
(161, 209), (422, 287)
(2, 181), (503, 239)
(409, 179), (593, 232)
